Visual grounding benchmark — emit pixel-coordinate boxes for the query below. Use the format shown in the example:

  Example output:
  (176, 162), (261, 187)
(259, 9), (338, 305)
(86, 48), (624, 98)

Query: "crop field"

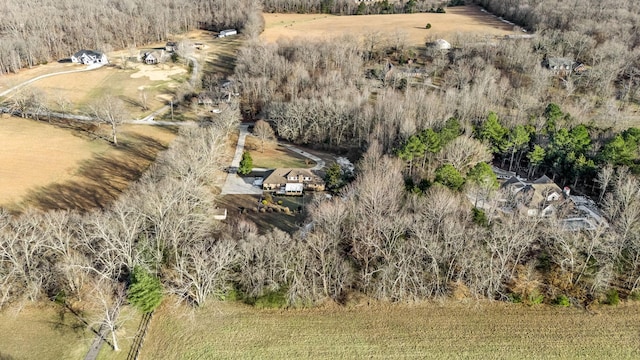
(261, 5), (517, 46)
(0, 116), (176, 212)
(141, 300), (640, 359)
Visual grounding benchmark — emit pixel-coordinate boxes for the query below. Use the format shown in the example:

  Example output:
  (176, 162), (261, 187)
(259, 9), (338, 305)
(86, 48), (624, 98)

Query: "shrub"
(261, 199), (268, 205)
(508, 293), (522, 303)
(554, 295), (571, 307)
(238, 151), (253, 175)
(248, 288), (288, 309)
(128, 266), (163, 313)
(277, 200), (283, 205)
(604, 289), (619, 305)
(528, 290), (544, 305)
(472, 207), (488, 227)
(630, 290), (640, 301)
(425, 23), (431, 29)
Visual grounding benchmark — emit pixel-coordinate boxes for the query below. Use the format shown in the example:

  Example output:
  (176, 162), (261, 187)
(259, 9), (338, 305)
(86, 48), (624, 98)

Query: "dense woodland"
(2, 2), (640, 346)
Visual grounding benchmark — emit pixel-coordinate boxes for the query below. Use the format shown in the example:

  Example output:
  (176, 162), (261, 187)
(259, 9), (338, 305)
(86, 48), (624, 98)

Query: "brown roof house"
(263, 168), (325, 195)
(501, 175), (567, 217)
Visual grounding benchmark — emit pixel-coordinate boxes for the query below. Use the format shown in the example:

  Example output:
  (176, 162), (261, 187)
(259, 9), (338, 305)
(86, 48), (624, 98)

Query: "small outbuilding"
(218, 29), (238, 38)
(432, 39), (452, 50)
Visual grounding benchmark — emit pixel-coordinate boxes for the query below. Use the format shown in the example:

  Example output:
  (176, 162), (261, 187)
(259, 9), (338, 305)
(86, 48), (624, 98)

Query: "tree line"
(261, 0), (447, 15)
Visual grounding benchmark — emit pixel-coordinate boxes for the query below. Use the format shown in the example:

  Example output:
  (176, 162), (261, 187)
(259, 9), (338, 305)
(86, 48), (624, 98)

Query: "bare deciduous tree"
(90, 95), (129, 146)
(253, 119), (276, 153)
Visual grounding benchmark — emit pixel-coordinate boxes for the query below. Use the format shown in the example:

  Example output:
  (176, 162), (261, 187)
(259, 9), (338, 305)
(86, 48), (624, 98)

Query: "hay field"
(0, 116), (176, 212)
(262, 5), (517, 46)
(141, 300), (640, 359)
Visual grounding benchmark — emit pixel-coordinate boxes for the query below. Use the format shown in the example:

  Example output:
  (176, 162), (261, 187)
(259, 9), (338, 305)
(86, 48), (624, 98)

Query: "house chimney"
(563, 186), (570, 197)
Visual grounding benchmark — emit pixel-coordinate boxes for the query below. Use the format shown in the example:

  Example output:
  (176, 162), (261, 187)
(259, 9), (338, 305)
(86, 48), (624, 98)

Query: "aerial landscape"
(1, 0), (640, 359)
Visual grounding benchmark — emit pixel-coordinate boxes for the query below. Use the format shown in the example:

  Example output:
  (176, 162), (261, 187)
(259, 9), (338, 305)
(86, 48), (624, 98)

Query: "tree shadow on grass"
(20, 132), (168, 212)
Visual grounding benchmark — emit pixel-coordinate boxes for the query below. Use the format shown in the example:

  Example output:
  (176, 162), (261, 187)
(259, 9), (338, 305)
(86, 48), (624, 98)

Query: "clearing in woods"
(0, 116), (176, 212)
(261, 5), (517, 46)
(141, 300), (640, 359)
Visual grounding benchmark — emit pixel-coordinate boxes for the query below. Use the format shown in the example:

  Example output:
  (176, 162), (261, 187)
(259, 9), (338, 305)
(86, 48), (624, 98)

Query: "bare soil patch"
(0, 117), (176, 212)
(262, 5), (517, 46)
(143, 300), (640, 359)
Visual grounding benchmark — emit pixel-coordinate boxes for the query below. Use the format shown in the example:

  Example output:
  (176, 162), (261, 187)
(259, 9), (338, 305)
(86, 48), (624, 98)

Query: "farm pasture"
(0, 116), (175, 212)
(261, 5), (517, 46)
(142, 300), (640, 359)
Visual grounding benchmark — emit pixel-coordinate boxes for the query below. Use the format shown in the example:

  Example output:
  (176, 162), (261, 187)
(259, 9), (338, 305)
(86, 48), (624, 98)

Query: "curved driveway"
(0, 63), (104, 98)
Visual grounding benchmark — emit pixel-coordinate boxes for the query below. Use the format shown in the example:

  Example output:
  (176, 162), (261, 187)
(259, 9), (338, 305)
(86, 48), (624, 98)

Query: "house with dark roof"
(71, 50), (108, 65)
(542, 57), (587, 75)
(263, 168), (325, 195)
(501, 175), (566, 217)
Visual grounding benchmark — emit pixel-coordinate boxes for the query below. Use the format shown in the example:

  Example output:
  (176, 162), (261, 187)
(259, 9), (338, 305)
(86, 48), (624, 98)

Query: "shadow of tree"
(20, 132), (169, 212)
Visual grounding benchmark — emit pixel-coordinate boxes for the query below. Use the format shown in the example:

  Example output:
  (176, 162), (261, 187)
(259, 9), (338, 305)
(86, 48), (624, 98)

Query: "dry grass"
(0, 303), (142, 360)
(0, 116), (176, 212)
(141, 300), (640, 359)
(262, 5), (517, 46)
(0, 303), (91, 360)
(244, 136), (312, 169)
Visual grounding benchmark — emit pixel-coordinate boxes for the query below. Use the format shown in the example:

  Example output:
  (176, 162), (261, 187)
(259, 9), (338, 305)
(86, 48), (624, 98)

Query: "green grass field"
(141, 300), (640, 359)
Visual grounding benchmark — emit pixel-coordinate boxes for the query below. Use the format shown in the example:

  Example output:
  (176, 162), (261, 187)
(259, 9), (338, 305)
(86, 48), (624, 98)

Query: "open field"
(0, 304), (91, 359)
(142, 300), (640, 359)
(261, 5), (517, 46)
(0, 116), (176, 212)
(0, 303), (142, 360)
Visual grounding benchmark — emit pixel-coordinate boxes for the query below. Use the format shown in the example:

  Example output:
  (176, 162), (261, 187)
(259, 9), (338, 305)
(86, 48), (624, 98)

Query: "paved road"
(282, 144), (326, 171)
(0, 63), (104, 98)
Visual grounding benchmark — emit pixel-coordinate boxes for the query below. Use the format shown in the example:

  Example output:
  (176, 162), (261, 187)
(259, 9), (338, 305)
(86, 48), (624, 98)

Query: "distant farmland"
(261, 5), (517, 46)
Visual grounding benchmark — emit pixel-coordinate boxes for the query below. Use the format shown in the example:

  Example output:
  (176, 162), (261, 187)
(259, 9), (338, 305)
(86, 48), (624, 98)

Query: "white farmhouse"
(71, 50), (108, 65)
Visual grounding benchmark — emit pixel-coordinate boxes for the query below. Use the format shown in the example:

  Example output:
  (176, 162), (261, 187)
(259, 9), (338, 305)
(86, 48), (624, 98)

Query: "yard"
(0, 116), (176, 212)
(261, 5), (518, 46)
(141, 299), (640, 359)
(217, 194), (307, 233)
(244, 135), (312, 169)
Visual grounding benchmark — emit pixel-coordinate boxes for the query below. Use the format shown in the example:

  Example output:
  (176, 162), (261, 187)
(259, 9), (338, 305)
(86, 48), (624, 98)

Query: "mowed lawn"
(141, 300), (640, 359)
(262, 5), (517, 46)
(0, 116), (176, 211)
